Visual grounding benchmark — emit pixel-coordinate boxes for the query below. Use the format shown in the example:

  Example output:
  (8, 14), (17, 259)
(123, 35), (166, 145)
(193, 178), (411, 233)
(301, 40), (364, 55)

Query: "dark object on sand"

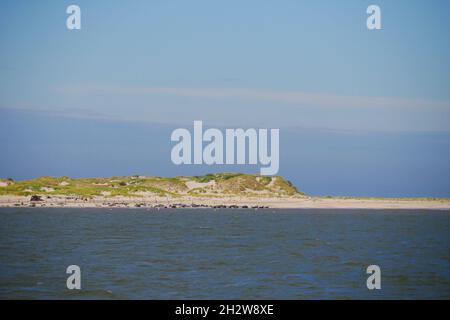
(30, 195), (43, 202)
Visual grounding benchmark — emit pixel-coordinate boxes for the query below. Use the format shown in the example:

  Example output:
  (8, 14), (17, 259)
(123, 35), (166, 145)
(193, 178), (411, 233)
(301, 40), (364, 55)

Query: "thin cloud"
(58, 85), (450, 110)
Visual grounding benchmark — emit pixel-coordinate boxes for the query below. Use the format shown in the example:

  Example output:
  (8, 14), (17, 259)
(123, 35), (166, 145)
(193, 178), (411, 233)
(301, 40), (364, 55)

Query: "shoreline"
(1, 195), (450, 210)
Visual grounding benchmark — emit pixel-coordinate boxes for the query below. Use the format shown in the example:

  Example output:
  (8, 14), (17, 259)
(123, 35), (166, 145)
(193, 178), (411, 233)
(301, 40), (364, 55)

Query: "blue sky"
(1, 0), (450, 196)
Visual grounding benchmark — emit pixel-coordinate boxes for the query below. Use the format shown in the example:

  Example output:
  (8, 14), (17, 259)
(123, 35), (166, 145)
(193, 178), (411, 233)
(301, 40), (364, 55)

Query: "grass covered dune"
(0, 173), (301, 198)
(1, 173), (449, 209)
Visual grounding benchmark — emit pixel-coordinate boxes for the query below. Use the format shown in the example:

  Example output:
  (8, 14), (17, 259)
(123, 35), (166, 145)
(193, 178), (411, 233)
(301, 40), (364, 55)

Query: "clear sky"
(1, 0), (450, 196)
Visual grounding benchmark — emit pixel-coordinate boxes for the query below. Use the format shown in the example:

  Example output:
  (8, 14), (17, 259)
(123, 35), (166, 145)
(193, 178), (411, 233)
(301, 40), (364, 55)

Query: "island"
(1, 173), (449, 209)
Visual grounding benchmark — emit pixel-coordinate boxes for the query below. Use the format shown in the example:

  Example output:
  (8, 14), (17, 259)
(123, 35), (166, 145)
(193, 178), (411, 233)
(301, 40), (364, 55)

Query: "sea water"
(0, 208), (449, 299)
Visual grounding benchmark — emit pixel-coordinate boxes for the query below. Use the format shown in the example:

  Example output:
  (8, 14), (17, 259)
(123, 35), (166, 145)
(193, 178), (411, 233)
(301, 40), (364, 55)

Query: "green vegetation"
(2, 175), (449, 201)
(0, 173), (303, 198)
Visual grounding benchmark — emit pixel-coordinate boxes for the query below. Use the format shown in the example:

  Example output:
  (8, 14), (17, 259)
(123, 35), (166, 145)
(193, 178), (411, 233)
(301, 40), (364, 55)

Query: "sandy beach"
(1, 194), (449, 210)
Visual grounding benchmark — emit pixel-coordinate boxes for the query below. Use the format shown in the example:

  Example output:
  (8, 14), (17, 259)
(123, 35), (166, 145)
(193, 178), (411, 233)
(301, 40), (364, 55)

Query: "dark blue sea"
(0, 208), (449, 299)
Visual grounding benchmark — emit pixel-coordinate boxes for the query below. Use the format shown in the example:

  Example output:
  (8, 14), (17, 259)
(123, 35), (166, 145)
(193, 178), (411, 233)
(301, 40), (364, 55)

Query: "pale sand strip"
(0, 195), (450, 209)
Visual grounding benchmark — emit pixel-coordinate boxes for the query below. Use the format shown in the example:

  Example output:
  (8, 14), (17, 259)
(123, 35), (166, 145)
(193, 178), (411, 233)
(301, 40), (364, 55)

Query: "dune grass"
(0, 173), (303, 198)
